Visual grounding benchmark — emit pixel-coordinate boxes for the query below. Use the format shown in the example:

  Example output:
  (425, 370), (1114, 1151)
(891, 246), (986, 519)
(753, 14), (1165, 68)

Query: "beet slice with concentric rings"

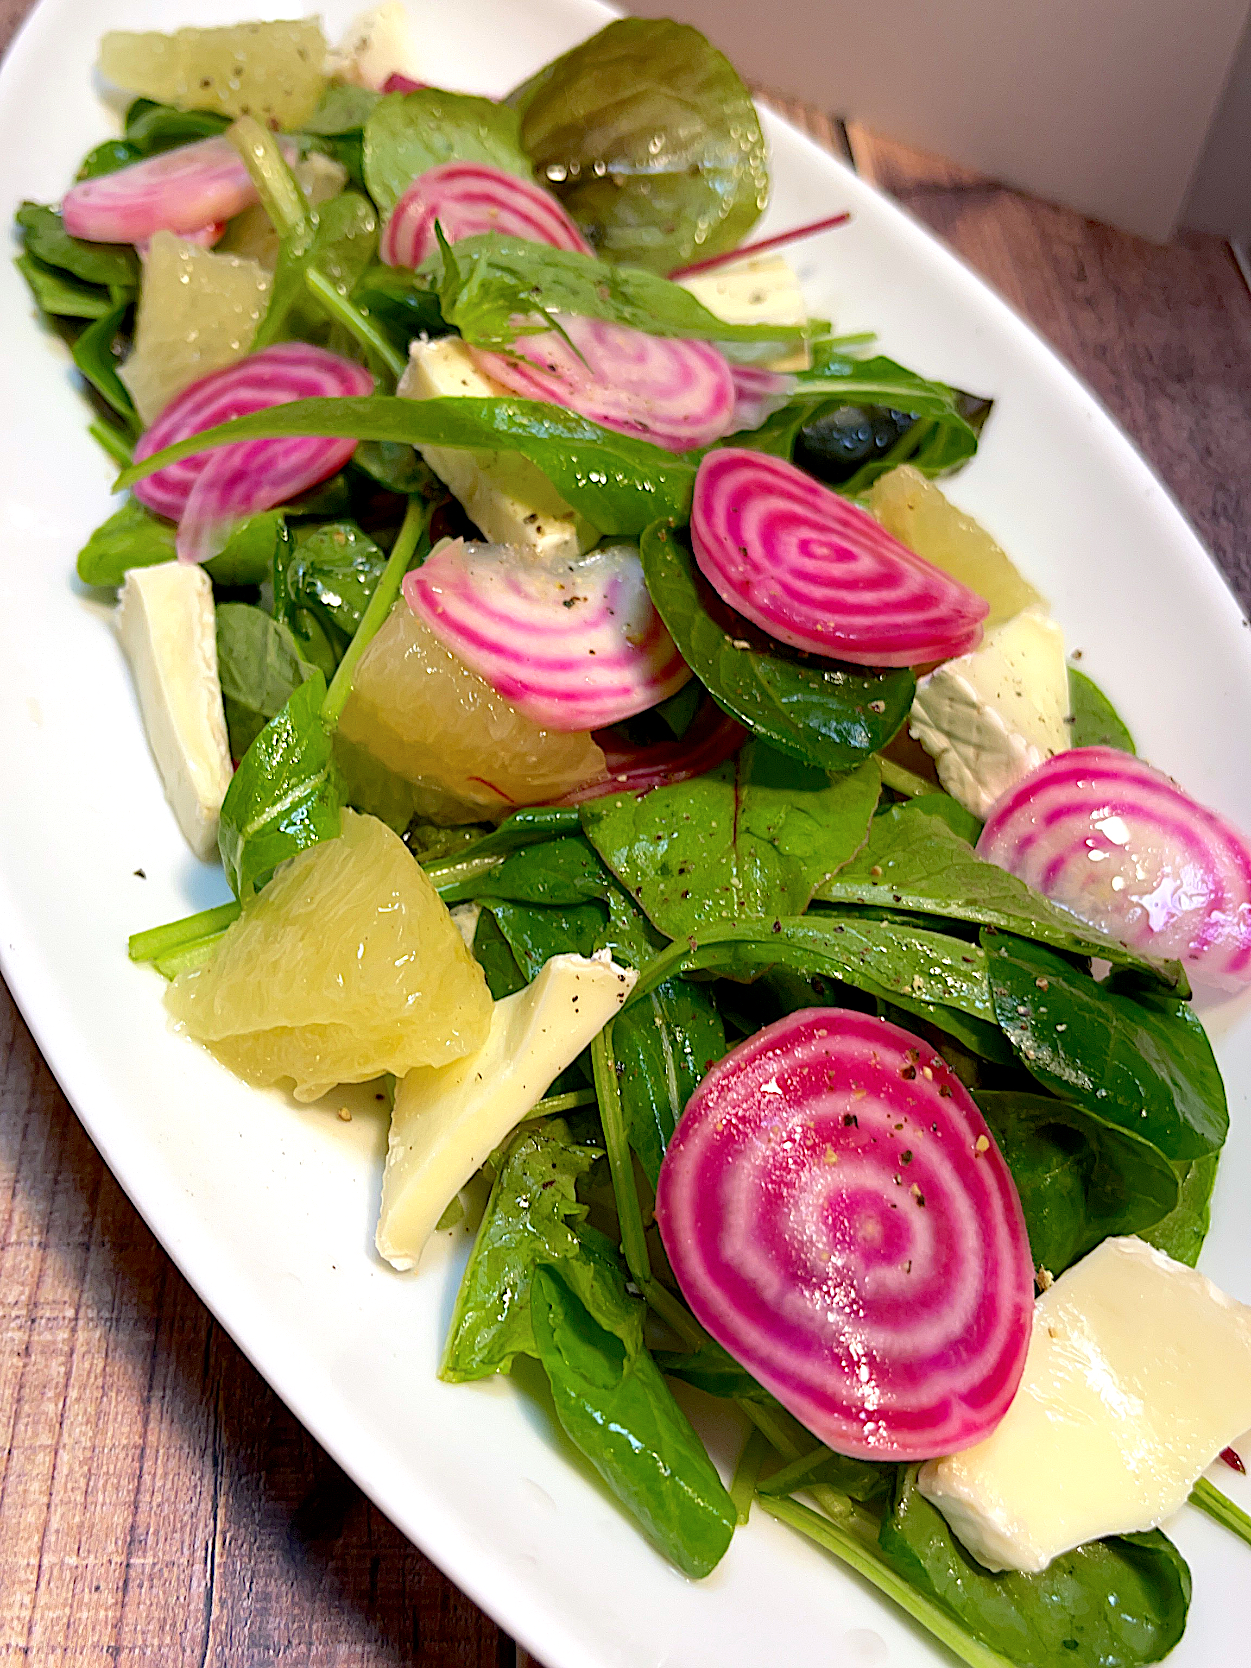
(978, 745), (1251, 990)
(380, 161), (592, 268)
(472, 317), (736, 453)
(655, 1008), (1034, 1458)
(690, 448), (989, 665)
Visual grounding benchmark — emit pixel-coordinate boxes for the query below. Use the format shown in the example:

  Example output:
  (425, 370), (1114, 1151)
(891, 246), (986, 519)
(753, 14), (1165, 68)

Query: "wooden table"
(3, 7), (1251, 1662)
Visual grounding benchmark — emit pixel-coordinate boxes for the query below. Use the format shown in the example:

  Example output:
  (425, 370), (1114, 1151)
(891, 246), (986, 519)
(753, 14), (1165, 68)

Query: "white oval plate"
(3, 2), (1250, 1663)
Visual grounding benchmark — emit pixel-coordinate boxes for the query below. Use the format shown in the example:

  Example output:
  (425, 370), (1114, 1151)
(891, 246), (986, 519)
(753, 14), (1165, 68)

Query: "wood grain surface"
(3, 12), (1250, 1666)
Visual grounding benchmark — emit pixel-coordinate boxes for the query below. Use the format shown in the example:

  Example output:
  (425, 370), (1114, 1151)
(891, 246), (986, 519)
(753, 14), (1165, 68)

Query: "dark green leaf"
(441, 1120), (604, 1380)
(1139, 1154), (1218, 1267)
(351, 265), (451, 352)
(444, 835), (609, 908)
(984, 935), (1227, 1161)
(116, 394), (698, 536)
(817, 805), (1181, 982)
(363, 88), (532, 215)
(581, 743), (880, 938)
(203, 511), (285, 587)
(304, 82), (382, 135)
(513, 18), (768, 274)
(217, 674), (342, 899)
(640, 521), (914, 769)
(279, 520), (389, 639)
(897, 791), (983, 845)
(879, 1469), (1190, 1668)
(71, 304), (139, 429)
(257, 190), (379, 350)
(16, 202), (139, 292)
(425, 231), (805, 352)
(480, 899), (608, 978)
(653, 1338), (775, 1402)
(975, 1090), (1180, 1275)
(76, 139), (141, 180)
(531, 1261), (736, 1577)
(76, 498), (177, 586)
(16, 253), (114, 319)
(1068, 666), (1135, 753)
(612, 974), (726, 1184)
(216, 603), (318, 759)
(351, 438), (431, 494)
(124, 99), (231, 153)
(470, 906), (528, 1000)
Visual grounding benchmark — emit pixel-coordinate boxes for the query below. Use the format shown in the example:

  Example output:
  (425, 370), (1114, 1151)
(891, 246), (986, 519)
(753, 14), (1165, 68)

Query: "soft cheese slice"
(325, 2), (423, 89)
(376, 952), (637, 1269)
(919, 1236), (1251, 1572)
(116, 563), (232, 861)
(679, 253), (810, 371)
(399, 338), (597, 560)
(909, 605), (1070, 819)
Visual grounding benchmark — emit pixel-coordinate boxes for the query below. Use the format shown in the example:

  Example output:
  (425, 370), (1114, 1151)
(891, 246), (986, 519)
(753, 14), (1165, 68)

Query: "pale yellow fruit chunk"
(165, 810), (492, 1102)
(120, 233), (271, 425)
(338, 603), (608, 820)
(218, 153), (348, 269)
(869, 465), (1045, 632)
(98, 20), (328, 128)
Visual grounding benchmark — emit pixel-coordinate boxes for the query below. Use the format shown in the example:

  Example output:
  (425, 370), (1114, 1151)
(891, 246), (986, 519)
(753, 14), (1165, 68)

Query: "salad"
(16, 7), (1251, 1664)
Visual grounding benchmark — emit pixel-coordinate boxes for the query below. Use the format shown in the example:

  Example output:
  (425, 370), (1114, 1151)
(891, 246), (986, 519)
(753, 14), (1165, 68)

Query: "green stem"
(642, 1278), (704, 1348)
(730, 1427), (770, 1526)
(524, 1088), (598, 1120)
(1191, 1477), (1251, 1548)
(152, 932), (229, 980)
(306, 266), (406, 380)
(738, 1398), (806, 1461)
(757, 1445), (838, 1496)
(322, 496), (428, 727)
(128, 901), (242, 963)
(88, 420), (134, 467)
(227, 115), (310, 239)
(879, 757), (940, 798)
(590, 1025), (651, 1286)
(758, 1496), (1016, 1668)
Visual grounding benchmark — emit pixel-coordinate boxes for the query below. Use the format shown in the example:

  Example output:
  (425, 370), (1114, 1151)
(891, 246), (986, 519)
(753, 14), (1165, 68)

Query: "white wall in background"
(626, 0), (1251, 241)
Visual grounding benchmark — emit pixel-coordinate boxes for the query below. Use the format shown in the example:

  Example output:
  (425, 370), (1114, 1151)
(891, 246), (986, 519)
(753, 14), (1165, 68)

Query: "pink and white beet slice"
(381, 161), (592, 267)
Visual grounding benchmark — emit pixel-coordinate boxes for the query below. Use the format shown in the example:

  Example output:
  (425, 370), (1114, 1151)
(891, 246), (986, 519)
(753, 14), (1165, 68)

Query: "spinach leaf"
(899, 791), (983, 845)
(440, 1120), (605, 1381)
(983, 935), (1227, 1162)
(790, 389), (991, 489)
(817, 805), (1179, 982)
(878, 1470), (1190, 1668)
(530, 1261), (736, 1577)
(75, 499), (281, 588)
(512, 18), (768, 273)
(442, 835), (609, 908)
(16, 202), (139, 295)
(257, 190), (380, 351)
(612, 973), (726, 1185)
(738, 355), (982, 491)
(71, 304), (139, 430)
(16, 253), (115, 319)
(581, 744), (880, 938)
(351, 438), (431, 494)
(1068, 666), (1135, 752)
(470, 907), (528, 1000)
(641, 521), (914, 769)
(975, 1090), (1180, 1274)
(76, 139), (141, 180)
(363, 89), (532, 215)
(201, 510), (285, 587)
(654, 1338), (774, 1402)
(216, 603), (318, 759)
(123, 98), (231, 154)
(1140, 1154), (1218, 1266)
(304, 83), (381, 136)
(278, 521), (388, 640)
(480, 899), (608, 978)
(218, 674), (343, 899)
(351, 265), (451, 354)
(426, 231), (805, 353)
(116, 394), (698, 536)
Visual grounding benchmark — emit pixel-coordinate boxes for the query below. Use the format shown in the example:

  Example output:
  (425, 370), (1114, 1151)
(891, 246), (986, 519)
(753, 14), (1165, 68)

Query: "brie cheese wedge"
(679, 253), (810, 371)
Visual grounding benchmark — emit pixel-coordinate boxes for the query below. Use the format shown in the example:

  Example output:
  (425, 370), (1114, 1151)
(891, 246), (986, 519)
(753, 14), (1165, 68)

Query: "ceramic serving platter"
(2, 2), (1250, 1663)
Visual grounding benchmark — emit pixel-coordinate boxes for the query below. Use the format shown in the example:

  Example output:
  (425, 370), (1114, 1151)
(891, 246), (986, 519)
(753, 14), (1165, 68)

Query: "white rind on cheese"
(919, 1236), (1251, 1572)
(398, 338), (596, 560)
(678, 253), (810, 371)
(325, 2), (422, 89)
(376, 952), (637, 1269)
(116, 563), (232, 862)
(909, 605), (1071, 819)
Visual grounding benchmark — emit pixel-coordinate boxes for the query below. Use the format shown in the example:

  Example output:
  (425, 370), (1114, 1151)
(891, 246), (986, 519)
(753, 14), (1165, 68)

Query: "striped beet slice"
(403, 538), (691, 732)
(978, 746), (1251, 990)
(691, 448), (989, 665)
(473, 316), (736, 453)
(380, 161), (592, 267)
(655, 1008), (1034, 1458)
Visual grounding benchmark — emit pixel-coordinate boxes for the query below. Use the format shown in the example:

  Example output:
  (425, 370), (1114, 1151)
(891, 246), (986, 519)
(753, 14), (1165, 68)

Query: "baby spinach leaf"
(218, 674), (343, 899)
(351, 265), (450, 353)
(363, 88), (532, 215)
(278, 520), (388, 641)
(480, 899), (608, 978)
(76, 139), (141, 180)
(442, 835), (609, 908)
(897, 791), (983, 845)
(530, 1261), (736, 1577)
(351, 438), (431, 494)
(76, 498), (177, 585)
(878, 1470), (1190, 1668)
(426, 232), (806, 353)
(257, 190), (380, 351)
(641, 521), (914, 770)
(203, 511), (286, 587)
(1139, 1154), (1218, 1267)
(304, 82), (381, 136)
(975, 1090), (1180, 1275)
(654, 1338), (775, 1402)
(71, 304), (139, 430)
(581, 744), (880, 939)
(16, 254), (115, 319)
(817, 805), (1179, 982)
(216, 603), (318, 759)
(116, 395), (698, 536)
(470, 908), (528, 1000)
(441, 1120), (605, 1381)
(983, 935), (1228, 1162)
(16, 202), (139, 295)
(1068, 666), (1135, 752)
(612, 974), (726, 1185)
(512, 18), (768, 273)
(124, 98), (231, 154)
